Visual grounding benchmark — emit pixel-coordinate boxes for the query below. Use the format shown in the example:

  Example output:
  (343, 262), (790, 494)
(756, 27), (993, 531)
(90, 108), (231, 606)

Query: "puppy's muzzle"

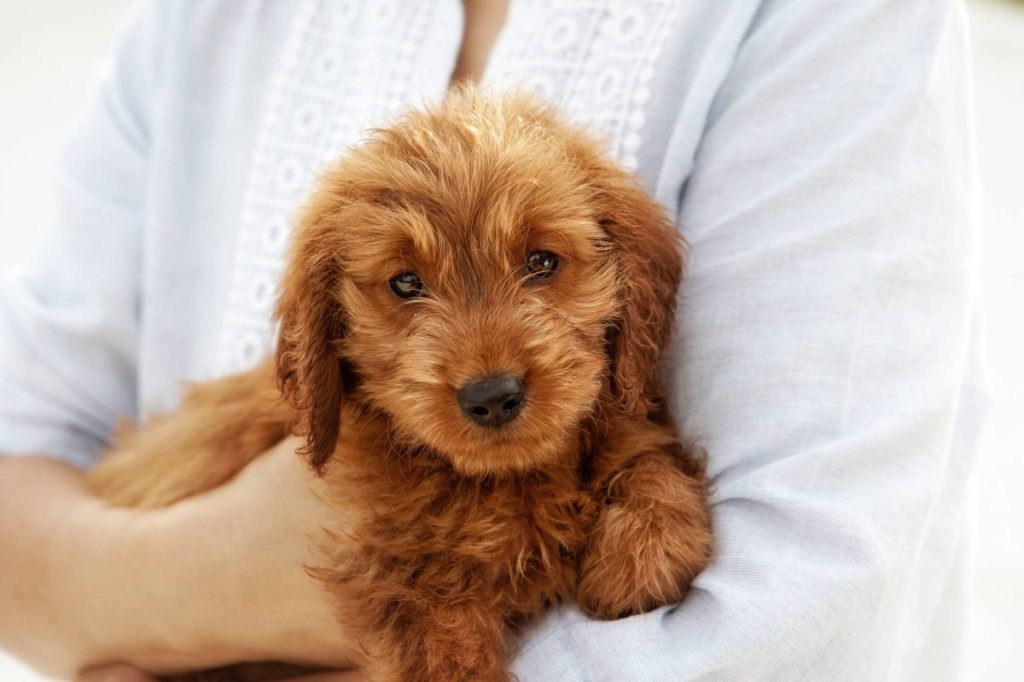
(458, 375), (526, 427)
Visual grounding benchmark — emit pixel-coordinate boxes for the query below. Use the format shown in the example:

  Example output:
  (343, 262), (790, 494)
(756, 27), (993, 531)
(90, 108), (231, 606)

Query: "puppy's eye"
(525, 251), (559, 281)
(389, 272), (425, 299)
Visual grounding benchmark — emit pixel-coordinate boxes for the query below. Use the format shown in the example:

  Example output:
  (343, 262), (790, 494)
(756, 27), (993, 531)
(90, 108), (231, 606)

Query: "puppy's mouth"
(442, 427), (570, 477)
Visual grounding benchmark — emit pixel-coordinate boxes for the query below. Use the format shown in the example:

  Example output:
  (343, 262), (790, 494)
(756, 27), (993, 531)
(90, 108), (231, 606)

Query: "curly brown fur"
(89, 86), (712, 681)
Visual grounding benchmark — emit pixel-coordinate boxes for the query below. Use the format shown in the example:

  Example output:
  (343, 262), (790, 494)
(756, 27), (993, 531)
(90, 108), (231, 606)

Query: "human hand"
(105, 435), (362, 674)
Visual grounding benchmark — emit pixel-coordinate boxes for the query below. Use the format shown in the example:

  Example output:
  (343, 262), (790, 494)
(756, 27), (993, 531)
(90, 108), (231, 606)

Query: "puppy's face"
(277, 91), (682, 476)
(337, 156), (615, 475)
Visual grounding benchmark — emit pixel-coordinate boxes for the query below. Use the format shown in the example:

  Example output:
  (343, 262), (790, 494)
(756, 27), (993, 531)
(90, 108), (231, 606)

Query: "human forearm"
(0, 455), (161, 677)
(0, 442), (358, 678)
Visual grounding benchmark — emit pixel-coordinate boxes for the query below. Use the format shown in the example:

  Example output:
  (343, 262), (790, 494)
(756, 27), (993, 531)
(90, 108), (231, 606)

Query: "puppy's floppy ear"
(593, 165), (684, 418)
(275, 190), (350, 472)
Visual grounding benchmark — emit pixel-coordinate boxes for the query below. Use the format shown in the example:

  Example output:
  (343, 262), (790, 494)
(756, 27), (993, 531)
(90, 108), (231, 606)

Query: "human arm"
(511, 0), (981, 679)
(0, 3), (360, 677)
(0, 439), (361, 679)
(0, 1), (159, 669)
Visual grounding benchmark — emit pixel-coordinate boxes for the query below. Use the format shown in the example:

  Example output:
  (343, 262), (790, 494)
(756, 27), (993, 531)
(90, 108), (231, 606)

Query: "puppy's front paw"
(577, 463), (711, 619)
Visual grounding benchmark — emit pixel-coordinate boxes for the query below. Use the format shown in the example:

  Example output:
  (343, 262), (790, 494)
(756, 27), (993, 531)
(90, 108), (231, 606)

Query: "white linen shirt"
(0, 1), (986, 680)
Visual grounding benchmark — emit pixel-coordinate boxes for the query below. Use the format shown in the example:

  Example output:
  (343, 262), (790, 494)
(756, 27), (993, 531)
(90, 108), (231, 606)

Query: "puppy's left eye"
(524, 251), (559, 281)
(389, 272), (425, 299)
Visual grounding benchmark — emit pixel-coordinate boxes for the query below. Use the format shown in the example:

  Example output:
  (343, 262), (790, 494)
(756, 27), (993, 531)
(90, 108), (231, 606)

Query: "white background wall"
(0, 1), (1021, 679)
(960, 2), (1024, 679)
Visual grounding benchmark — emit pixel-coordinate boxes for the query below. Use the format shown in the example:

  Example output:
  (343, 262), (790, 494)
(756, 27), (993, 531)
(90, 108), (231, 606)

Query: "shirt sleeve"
(0, 1), (166, 469)
(512, 0), (979, 679)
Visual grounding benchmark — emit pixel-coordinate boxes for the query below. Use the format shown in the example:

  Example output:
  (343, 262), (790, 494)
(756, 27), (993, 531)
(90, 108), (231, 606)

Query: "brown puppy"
(89, 87), (712, 682)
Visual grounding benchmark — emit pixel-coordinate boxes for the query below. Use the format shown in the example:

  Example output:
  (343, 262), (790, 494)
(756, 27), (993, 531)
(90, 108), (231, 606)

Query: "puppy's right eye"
(389, 272), (425, 299)
(525, 250), (560, 281)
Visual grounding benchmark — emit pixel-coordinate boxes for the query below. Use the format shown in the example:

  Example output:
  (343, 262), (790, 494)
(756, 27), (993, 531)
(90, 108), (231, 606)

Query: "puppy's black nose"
(458, 375), (526, 427)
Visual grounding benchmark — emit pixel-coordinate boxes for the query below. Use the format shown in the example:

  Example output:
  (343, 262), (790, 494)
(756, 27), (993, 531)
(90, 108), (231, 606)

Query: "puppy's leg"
(365, 601), (508, 682)
(577, 416), (712, 619)
(89, 359), (294, 509)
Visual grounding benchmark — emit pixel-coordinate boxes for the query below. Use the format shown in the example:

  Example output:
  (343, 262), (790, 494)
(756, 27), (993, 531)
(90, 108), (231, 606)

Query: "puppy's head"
(276, 87), (682, 476)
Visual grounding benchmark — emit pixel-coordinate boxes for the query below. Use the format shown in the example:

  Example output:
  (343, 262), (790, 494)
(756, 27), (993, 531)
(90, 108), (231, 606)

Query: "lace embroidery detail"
(214, 0), (438, 374)
(485, 0), (677, 171)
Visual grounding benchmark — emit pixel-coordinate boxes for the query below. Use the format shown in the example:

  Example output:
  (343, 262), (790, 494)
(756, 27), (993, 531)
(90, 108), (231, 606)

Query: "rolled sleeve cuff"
(0, 415), (104, 470)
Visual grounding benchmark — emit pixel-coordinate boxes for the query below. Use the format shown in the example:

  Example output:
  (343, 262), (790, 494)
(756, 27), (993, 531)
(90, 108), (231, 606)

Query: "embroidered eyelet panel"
(214, 0), (439, 375)
(484, 0), (677, 171)
(214, 0), (678, 376)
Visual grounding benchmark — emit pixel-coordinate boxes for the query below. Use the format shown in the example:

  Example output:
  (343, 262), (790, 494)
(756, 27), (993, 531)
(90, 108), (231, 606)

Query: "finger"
(286, 671), (369, 682)
(76, 663), (158, 682)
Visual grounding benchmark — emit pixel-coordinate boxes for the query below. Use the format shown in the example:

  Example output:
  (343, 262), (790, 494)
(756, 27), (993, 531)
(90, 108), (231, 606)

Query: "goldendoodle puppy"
(89, 87), (712, 682)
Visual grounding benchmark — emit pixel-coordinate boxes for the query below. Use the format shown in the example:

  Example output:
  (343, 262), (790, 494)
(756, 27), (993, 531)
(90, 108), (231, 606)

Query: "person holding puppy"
(0, 1), (983, 680)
